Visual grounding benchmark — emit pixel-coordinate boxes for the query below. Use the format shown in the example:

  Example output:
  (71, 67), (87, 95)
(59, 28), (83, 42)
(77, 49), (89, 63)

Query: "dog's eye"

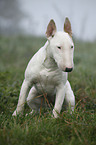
(57, 46), (61, 49)
(71, 46), (73, 49)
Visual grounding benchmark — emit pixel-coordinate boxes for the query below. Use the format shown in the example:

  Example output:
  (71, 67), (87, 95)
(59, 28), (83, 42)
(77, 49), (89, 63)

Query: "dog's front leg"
(53, 84), (65, 118)
(12, 79), (31, 116)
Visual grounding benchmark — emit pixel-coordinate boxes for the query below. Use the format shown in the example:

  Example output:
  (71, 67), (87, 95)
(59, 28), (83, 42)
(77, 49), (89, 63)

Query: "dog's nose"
(65, 67), (73, 72)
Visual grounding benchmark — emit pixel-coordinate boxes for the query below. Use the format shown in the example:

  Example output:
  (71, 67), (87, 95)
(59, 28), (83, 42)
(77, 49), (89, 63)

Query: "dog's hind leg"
(27, 86), (43, 111)
(65, 80), (75, 113)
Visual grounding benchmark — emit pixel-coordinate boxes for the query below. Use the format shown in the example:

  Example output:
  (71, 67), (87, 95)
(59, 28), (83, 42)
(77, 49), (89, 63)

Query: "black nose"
(65, 67), (73, 72)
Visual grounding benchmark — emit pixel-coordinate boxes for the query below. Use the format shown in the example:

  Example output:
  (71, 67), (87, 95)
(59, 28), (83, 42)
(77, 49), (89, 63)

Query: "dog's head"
(46, 17), (74, 72)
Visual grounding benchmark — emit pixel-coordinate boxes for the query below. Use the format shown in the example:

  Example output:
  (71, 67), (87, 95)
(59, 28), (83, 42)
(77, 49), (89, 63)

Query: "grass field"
(0, 36), (96, 145)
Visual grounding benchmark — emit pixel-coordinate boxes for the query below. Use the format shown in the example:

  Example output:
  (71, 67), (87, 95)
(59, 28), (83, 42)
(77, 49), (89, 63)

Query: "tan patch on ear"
(46, 19), (57, 38)
(64, 17), (72, 37)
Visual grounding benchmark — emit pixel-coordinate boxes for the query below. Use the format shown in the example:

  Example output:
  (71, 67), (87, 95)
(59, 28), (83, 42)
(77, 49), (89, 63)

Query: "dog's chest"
(33, 66), (67, 95)
(39, 57), (63, 84)
(39, 68), (61, 85)
(31, 49), (67, 94)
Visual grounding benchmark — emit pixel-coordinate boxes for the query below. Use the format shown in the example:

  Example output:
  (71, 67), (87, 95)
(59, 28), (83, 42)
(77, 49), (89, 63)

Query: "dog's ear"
(64, 17), (72, 37)
(46, 19), (57, 38)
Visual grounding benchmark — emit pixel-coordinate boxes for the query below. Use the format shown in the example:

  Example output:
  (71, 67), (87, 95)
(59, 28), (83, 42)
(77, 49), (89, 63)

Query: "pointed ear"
(64, 17), (72, 37)
(46, 19), (57, 38)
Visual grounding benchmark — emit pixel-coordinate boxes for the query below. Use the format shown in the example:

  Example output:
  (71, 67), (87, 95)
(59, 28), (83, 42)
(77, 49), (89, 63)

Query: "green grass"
(0, 36), (96, 145)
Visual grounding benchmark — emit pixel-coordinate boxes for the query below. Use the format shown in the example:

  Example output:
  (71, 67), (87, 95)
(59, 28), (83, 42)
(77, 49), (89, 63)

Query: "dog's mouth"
(58, 64), (73, 72)
(64, 67), (73, 72)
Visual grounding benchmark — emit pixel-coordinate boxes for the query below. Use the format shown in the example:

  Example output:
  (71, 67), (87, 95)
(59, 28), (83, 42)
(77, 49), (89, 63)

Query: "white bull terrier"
(13, 17), (75, 118)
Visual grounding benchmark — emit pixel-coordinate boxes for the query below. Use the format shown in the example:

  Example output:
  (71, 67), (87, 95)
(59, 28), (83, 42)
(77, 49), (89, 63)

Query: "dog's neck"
(45, 41), (53, 58)
(43, 41), (58, 70)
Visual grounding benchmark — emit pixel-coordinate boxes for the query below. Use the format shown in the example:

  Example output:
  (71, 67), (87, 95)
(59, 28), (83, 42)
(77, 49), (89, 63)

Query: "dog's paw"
(12, 110), (17, 116)
(26, 110), (34, 116)
(12, 110), (24, 116)
(53, 109), (59, 118)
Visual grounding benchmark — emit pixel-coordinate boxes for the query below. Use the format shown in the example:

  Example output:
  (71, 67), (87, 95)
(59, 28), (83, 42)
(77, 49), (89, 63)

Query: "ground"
(0, 36), (96, 145)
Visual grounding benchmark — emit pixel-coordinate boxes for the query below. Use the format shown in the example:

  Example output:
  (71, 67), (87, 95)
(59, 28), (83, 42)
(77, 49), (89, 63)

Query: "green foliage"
(0, 36), (96, 145)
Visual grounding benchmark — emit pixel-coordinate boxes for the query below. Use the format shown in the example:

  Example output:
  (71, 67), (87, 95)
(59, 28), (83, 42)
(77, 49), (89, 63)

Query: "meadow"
(0, 36), (96, 145)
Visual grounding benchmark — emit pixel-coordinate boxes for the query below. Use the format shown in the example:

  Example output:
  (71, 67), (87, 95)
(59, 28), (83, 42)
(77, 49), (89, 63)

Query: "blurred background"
(0, 0), (96, 41)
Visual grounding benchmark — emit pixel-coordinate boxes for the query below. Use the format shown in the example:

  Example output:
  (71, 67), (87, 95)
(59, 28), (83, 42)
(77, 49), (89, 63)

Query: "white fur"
(13, 20), (75, 118)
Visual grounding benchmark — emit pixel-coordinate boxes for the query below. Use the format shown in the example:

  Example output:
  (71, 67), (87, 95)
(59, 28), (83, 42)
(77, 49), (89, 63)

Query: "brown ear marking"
(64, 17), (72, 37)
(46, 19), (57, 38)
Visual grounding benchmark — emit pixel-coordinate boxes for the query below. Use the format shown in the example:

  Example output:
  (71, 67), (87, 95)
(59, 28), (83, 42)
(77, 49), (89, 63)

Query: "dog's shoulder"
(25, 41), (49, 79)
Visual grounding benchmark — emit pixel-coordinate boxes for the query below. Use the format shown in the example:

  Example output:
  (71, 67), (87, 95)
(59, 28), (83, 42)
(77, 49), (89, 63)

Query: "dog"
(13, 17), (75, 118)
